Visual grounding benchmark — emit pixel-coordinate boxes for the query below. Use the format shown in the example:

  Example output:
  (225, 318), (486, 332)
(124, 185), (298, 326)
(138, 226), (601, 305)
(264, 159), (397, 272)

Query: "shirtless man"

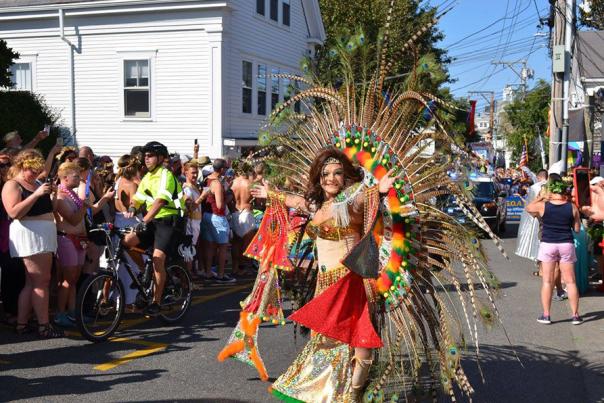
(230, 164), (256, 277)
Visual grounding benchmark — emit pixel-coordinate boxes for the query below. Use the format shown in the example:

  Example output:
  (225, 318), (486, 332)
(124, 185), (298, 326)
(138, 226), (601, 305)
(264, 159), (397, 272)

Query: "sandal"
(37, 323), (64, 339)
(15, 322), (33, 335)
(532, 271), (542, 277)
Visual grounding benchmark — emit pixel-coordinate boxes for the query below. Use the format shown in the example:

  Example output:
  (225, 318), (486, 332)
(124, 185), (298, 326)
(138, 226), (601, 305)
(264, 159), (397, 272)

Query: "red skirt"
(289, 272), (383, 348)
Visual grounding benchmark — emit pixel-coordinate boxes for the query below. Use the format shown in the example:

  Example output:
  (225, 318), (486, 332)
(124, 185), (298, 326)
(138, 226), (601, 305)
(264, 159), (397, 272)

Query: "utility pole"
(549, 0), (568, 168)
(491, 60), (534, 99)
(560, 0), (576, 173)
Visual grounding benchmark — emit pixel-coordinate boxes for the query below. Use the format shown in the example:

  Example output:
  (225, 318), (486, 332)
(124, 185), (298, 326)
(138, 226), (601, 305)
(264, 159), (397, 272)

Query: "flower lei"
(59, 183), (83, 209)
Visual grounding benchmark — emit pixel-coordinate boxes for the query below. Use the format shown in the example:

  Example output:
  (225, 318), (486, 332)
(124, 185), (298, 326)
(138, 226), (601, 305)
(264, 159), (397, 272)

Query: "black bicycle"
(74, 223), (193, 342)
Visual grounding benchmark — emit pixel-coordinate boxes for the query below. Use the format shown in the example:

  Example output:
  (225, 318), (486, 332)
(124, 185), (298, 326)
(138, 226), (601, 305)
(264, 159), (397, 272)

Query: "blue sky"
(430, 0), (552, 109)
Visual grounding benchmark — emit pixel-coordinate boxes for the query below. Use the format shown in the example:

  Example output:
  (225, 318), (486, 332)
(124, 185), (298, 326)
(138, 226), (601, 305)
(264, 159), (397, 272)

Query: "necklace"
(59, 183), (83, 209)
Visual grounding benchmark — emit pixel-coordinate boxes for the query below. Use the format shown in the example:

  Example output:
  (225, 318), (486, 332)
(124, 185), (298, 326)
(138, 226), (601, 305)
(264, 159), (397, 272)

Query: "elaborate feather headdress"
(222, 2), (511, 400)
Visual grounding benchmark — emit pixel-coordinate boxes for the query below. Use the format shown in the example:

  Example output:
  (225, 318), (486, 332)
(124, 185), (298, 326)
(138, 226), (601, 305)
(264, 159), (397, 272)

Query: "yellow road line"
(0, 359), (11, 364)
(92, 282), (252, 371)
(191, 283), (251, 304)
(94, 341), (167, 371)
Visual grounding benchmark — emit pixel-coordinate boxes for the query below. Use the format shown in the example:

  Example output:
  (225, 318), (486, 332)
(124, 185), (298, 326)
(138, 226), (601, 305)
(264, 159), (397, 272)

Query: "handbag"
(341, 213), (380, 279)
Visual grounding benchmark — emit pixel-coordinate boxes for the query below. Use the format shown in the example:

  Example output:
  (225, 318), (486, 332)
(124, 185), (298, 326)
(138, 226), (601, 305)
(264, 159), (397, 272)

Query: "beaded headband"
(323, 157), (343, 167)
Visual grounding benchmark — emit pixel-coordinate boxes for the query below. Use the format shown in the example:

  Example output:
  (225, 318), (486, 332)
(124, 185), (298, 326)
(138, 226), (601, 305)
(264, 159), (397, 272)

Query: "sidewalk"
(466, 224), (604, 402)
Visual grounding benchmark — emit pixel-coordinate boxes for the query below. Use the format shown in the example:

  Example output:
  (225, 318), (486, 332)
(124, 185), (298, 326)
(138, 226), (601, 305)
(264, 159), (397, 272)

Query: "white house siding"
(0, 23), (71, 134)
(69, 17), (212, 159)
(1, 8), (222, 159)
(223, 0), (311, 150)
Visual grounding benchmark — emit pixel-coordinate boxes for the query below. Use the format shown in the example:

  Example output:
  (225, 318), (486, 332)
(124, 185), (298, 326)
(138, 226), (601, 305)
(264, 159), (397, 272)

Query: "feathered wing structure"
(258, 9), (509, 402)
(219, 4), (509, 401)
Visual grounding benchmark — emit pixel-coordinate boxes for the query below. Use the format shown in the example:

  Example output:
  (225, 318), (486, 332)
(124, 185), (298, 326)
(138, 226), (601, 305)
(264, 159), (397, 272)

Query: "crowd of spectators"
(0, 129), (262, 338)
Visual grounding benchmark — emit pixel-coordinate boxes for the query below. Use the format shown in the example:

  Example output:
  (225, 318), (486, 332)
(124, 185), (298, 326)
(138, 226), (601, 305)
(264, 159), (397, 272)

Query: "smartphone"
(573, 167), (591, 209)
(194, 139), (198, 145)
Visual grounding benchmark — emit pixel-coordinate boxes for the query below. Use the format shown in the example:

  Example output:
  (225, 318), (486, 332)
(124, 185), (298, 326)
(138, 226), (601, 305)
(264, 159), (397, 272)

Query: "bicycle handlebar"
(90, 223), (133, 235)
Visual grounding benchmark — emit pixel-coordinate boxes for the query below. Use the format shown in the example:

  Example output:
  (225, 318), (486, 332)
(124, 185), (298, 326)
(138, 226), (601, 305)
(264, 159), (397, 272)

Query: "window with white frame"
(271, 68), (280, 111)
(256, 0), (265, 16)
(257, 64), (267, 115)
(242, 61), (253, 114)
(269, 0), (278, 21)
(124, 59), (150, 117)
(282, 0), (290, 26)
(9, 63), (32, 91)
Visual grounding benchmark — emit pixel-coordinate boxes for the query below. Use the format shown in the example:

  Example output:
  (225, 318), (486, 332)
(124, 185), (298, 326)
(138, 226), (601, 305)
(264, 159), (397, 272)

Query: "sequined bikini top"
(305, 218), (361, 241)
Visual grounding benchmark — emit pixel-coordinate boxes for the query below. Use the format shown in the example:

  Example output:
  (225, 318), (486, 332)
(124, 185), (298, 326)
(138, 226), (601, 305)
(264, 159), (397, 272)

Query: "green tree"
(313, 0), (449, 92)
(580, 0), (604, 29)
(500, 80), (551, 171)
(0, 39), (19, 88)
(0, 91), (60, 154)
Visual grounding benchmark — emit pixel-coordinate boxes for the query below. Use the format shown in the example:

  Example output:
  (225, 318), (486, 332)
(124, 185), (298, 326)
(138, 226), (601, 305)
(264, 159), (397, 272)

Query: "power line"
(444, 0), (533, 48)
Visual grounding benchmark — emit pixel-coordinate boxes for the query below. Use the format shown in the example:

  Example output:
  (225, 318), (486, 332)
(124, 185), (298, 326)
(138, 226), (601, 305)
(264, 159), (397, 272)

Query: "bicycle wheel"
(159, 264), (193, 323)
(75, 271), (125, 342)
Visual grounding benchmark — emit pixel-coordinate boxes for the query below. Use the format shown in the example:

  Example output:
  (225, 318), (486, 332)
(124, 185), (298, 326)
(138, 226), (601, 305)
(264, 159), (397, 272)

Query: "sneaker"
(553, 292), (568, 301)
(53, 312), (75, 328)
(571, 315), (583, 325)
(214, 274), (236, 284)
(537, 314), (552, 324)
(143, 302), (161, 317)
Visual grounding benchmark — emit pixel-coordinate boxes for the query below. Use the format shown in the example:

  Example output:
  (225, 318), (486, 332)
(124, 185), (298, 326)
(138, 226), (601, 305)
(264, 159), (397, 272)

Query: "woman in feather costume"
(218, 3), (509, 401)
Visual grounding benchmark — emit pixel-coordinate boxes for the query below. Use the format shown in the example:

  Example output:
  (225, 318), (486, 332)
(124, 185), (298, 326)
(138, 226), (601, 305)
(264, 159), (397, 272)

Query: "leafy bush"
(0, 90), (61, 154)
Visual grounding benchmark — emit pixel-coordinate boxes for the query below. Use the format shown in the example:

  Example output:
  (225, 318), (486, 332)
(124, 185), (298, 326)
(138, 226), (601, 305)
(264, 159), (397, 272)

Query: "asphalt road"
(1, 225), (604, 402)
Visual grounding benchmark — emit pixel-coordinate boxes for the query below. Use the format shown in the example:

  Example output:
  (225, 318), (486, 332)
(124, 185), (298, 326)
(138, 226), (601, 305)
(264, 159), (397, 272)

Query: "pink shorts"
(57, 235), (86, 267)
(537, 242), (577, 263)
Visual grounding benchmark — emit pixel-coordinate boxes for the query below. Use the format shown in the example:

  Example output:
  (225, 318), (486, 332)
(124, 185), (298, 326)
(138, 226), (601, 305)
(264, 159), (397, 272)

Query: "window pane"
(256, 0), (265, 15)
(257, 64), (266, 91)
(271, 68), (279, 93)
(10, 63), (32, 91)
(258, 91), (266, 115)
(124, 60), (138, 86)
(283, 77), (291, 102)
(283, 1), (290, 26)
(242, 61), (252, 88)
(270, 0), (278, 21)
(125, 89), (150, 117)
(242, 88), (252, 114)
(139, 60), (149, 86)
(271, 68), (279, 110)
(124, 59), (149, 87)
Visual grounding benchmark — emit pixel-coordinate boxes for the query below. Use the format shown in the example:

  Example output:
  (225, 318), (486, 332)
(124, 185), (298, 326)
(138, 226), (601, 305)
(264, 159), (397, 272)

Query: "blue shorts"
(202, 212), (230, 244)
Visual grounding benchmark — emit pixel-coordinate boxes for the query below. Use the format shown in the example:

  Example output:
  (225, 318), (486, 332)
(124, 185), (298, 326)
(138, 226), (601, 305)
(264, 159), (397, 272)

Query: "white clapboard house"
(0, 0), (325, 158)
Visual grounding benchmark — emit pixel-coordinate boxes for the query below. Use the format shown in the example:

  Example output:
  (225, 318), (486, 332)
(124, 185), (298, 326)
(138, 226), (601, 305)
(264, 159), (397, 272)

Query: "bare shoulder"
(3, 179), (19, 191)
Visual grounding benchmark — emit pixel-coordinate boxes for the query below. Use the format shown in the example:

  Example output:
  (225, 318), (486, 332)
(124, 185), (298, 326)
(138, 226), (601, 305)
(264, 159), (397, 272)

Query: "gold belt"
(316, 266), (349, 295)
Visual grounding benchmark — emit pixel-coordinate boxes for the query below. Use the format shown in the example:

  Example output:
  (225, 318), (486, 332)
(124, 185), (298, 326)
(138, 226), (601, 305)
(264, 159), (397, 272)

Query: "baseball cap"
(201, 165), (214, 178)
(590, 176), (604, 185)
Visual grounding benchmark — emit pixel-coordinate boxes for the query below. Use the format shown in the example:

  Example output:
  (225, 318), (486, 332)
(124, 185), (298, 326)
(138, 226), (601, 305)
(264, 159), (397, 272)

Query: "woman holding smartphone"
(526, 177), (582, 325)
(2, 149), (61, 338)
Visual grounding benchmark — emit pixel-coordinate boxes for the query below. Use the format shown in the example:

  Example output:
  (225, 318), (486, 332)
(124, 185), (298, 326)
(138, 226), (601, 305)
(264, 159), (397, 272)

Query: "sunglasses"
(0, 162), (10, 168)
(144, 153), (157, 159)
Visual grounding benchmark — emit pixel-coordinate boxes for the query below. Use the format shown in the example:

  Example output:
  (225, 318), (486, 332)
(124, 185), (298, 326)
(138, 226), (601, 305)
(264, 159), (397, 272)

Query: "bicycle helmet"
(142, 141), (169, 158)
